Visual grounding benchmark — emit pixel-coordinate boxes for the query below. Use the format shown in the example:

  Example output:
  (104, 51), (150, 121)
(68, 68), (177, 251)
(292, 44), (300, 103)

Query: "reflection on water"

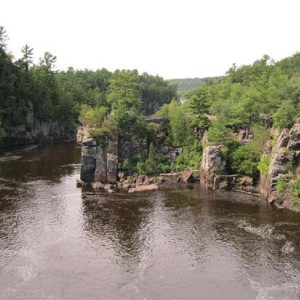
(0, 143), (300, 299)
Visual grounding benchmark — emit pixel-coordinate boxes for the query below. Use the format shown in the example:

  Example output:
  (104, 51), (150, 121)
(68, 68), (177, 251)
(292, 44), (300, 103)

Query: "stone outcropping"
(77, 128), (119, 185)
(260, 118), (300, 206)
(2, 121), (76, 148)
(200, 145), (225, 190)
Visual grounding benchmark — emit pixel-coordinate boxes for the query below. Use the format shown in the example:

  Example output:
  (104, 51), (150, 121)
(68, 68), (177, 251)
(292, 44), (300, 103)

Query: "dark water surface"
(0, 143), (300, 300)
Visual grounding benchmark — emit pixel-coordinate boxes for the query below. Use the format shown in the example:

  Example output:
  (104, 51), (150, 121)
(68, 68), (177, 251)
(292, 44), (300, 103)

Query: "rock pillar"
(200, 145), (225, 190)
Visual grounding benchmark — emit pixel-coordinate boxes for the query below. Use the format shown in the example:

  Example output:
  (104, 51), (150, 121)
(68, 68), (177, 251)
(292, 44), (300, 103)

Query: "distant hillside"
(168, 77), (221, 98)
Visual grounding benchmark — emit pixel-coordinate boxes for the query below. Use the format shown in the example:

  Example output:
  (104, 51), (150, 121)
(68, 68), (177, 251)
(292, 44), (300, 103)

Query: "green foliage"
(157, 100), (193, 147)
(0, 27), (176, 143)
(273, 100), (298, 130)
(188, 87), (212, 128)
(175, 141), (203, 171)
(257, 155), (270, 177)
(168, 77), (220, 98)
(276, 179), (287, 194)
(230, 144), (260, 177)
(292, 177), (300, 197)
(290, 197), (300, 209)
(0, 119), (6, 139)
(249, 125), (271, 155)
(107, 70), (141, 111)
(140, 73), (177, 114)
(137, 143), (157, 175)
(168, 101), (190, 146)
(79, 105), (108, 127)
(187, 54), (300, 139)
(207, 119), (232, 144)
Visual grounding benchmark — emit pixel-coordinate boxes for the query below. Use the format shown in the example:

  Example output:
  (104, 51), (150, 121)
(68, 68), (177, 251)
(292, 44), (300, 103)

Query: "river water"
(0, 143), (300, 300)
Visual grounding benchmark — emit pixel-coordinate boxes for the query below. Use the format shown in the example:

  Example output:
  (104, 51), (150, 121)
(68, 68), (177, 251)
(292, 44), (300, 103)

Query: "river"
(0, 143), (299, 299)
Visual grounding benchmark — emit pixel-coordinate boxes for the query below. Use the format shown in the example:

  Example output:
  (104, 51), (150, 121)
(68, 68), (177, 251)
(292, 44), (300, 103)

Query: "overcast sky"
(1, 0), (300, 79)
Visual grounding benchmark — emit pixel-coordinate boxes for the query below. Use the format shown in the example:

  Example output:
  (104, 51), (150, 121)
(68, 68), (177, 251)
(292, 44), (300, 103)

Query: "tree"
(107, 70), (141, 111)
(189, 86), (211, 128)
(39, 52), (57, 72)
(21, 44), (34, 71)
(0, 26), (8, 50)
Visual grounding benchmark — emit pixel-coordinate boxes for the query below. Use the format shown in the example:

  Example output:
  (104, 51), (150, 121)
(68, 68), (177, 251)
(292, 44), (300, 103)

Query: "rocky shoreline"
(76, 119), (300, 212)
(77, 170), (198, 193)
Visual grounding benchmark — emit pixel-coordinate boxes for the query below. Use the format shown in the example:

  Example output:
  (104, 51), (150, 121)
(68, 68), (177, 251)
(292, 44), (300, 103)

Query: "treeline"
(157, 53), (300, 176)
(168, 76), (220, 98)
(0, 26), (177, 139)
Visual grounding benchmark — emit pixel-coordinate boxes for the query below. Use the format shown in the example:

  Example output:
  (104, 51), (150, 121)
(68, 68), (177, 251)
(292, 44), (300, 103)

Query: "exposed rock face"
(236, 125), (254, 143)
(94, 144), (107, 183)
(260, 119), (300, 205)
(78, 129), (118, 185)
(107, 153), (118, 183)
(80, 141), (97, 183)
(2, 121), (76, 148)
(287, 119), (300, 150)
(120, 136), (147, 161)
(200, 146), (225, 190)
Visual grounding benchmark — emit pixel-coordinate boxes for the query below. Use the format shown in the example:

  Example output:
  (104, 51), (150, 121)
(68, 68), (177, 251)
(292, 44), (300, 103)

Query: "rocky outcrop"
(287, 121), (300, 151)
(2, 121), (76, 148)
(77, 129), (118, 185)
(259, 118), (300, 207)
(200, 145), (225, 190)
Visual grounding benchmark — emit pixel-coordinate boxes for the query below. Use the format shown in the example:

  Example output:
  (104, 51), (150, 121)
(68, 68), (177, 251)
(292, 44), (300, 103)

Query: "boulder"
(181, 171), (196, 184)
(161, 146), (170, 154)
(76, 178), (84, 188)
(136, 175), (146, 186)
(104, 184), (114, 190)
(92, 181), (103, 189)
(238, 176), (253, 186)
(128, 184), (159, 193)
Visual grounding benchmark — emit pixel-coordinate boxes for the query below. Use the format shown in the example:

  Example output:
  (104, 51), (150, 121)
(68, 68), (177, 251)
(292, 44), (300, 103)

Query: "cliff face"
(2, 121), (76, 148)
(199, 120), (300, 210)
(260, 119), (300, 209)
(200, 145), (225, 190)
(77, 128), (119, 184)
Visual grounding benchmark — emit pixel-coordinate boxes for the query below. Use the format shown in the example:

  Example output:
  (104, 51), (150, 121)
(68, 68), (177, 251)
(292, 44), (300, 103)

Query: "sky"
(1, 0), (300, 79)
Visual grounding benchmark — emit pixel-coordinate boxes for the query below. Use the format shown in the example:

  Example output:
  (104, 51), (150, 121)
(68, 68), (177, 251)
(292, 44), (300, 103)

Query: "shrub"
(257, 155), (270, 177)
(137, 143), (158, 175)
(276, 179), (287, 194)
(292, 177), (300, 197)
(230, 145), (259, 177)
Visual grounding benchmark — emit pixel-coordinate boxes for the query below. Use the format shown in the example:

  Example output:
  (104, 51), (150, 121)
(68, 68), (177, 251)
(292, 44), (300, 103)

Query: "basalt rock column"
(200, 145), (225, 190)
(94, 138), (107, 183)
(106, 136), (118, 183)
(79, 129), (97, 184)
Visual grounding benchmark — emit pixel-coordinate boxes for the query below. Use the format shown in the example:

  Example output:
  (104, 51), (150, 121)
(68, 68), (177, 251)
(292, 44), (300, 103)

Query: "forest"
(0, 26), (177, 141)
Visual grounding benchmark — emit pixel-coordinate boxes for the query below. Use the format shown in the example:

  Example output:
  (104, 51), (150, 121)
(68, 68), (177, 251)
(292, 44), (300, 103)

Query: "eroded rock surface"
(200, 145), (225, 190)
